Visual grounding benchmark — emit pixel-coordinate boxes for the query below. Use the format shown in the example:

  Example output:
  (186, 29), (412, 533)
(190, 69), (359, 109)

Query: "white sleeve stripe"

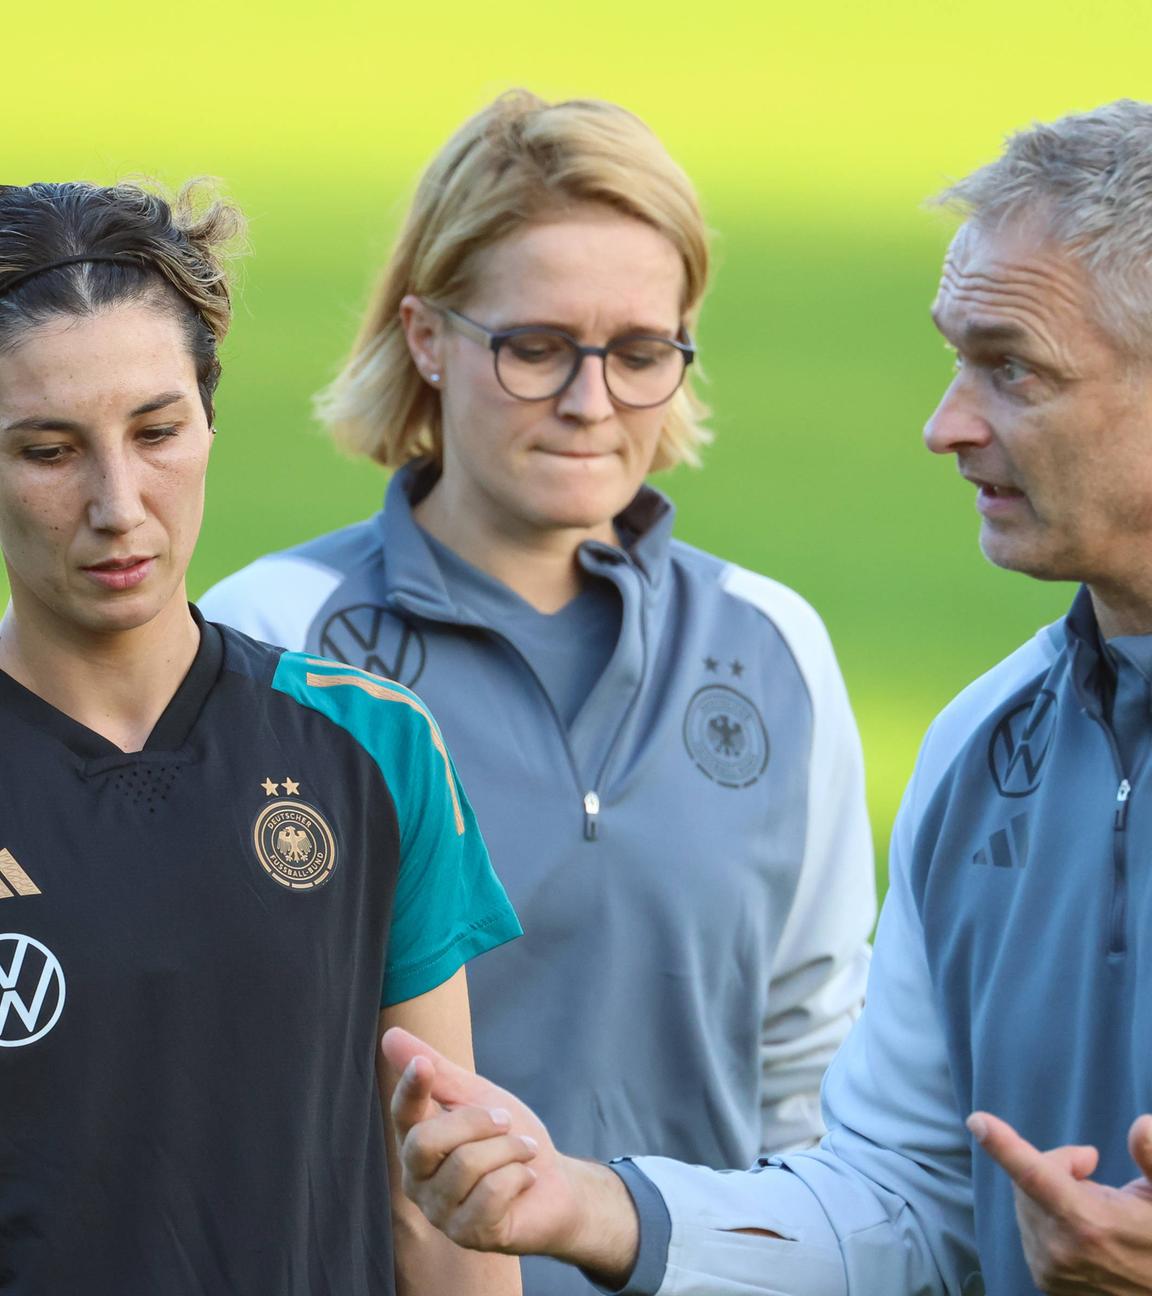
(198, 556), (345, 651)
(718, 564), (876, 970)
(718, 565), (833, 702)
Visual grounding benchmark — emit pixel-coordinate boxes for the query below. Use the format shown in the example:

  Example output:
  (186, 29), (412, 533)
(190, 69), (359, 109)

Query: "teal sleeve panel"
(271, 654), (522, 1005)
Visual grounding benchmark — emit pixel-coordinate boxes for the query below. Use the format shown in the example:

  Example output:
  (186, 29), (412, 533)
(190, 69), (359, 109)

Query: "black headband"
(0, 254), (146, 301)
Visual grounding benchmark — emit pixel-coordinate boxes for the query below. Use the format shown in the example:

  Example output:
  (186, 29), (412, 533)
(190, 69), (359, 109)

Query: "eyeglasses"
(438, 307), (695, 409)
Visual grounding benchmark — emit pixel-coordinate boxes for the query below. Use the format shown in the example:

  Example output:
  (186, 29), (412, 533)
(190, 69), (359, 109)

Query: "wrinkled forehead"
(931, 217), (1097, 338)
(939, 214), (1067, 286)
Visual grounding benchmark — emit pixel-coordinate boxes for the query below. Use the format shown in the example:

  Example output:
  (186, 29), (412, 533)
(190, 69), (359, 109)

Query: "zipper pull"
(1115, 778), (1132, 830)
(583, 791), (600, 841)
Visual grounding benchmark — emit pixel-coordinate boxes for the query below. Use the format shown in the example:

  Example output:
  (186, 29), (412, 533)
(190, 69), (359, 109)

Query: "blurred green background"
(9, 0), (1152, 888)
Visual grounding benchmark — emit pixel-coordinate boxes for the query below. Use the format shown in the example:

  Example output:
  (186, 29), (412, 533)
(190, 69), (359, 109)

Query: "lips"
(970, 480), (1030, 522)
(535, 447), (616, 459)
(81, 556), (155, 591)
(960, 465), (1025, 498)
(86, 556), (148, 571)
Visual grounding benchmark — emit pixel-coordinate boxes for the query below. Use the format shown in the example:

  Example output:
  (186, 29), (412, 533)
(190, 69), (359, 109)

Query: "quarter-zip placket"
(1084, 708), (1132, 957)
(1070, 613), (1140, 959)
(389, 558), (648, 843)
(1110, 776), (1131, 956)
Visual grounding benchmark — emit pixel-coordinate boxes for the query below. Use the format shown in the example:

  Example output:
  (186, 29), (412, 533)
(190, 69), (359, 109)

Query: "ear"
(400, 295), (447, 388)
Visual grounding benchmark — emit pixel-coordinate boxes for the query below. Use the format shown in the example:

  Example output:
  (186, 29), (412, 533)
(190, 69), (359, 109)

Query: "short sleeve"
(381, 722), (522, 1005)
(270, 654), (522, 1006)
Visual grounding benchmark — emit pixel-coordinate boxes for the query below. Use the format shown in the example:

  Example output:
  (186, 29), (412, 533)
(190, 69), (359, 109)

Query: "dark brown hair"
(0, 180), (244, 421)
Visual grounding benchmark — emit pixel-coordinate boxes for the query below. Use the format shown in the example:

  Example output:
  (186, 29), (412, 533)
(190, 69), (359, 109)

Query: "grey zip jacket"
(613, 586), (1148, 1296)
(201, 464), (875, 1293)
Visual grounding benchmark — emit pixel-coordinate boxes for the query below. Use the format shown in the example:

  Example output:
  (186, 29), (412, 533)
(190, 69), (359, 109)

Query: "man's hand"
(381, 1027), (640, 1286)
(969, 1110), (1152, 1293)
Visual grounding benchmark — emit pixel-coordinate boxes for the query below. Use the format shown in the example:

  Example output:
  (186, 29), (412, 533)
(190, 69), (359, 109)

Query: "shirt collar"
(1064, 585), (1118, 715)
(0, 605), (222, 765)
(375, 459), (677, 613)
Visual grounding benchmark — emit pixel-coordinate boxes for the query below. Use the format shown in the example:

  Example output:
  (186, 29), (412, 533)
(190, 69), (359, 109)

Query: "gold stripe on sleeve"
(304, 673), (466, 836)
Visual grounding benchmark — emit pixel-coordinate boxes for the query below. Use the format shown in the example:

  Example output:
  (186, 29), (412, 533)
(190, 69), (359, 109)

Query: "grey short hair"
(935, 99), (1152, 355)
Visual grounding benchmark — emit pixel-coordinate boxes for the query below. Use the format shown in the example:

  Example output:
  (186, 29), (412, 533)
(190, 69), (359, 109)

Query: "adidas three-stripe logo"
(0, 849), (40, 899)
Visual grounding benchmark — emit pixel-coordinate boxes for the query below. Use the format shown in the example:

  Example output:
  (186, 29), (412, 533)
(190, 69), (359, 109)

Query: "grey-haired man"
(383, 100), (1152, 1296)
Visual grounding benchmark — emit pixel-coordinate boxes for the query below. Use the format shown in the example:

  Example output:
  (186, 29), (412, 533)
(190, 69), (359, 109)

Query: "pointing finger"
(390, 1055), (436, 1143)
(381, 1027), (458, 1086)
(968, 1111), (1041, 1180)
(969, 1112), (1097, 1210)
(381, 1026), (504, 1110)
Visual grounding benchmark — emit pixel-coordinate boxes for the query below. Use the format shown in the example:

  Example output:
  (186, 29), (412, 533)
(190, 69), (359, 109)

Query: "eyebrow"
(1, 390), (189, 434)
(931, 313), (1032, 350)
(495, 317), (680, 338)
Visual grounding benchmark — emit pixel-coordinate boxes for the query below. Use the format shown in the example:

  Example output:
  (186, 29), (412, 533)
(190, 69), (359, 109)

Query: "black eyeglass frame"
(438, 306), (696, 409)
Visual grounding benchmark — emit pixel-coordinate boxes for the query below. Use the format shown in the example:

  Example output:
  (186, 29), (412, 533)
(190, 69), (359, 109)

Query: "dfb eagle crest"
(683, 684), (769, 788)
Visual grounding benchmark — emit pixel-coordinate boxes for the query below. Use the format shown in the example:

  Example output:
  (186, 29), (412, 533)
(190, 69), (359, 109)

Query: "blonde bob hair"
(316, 90), (711, 472)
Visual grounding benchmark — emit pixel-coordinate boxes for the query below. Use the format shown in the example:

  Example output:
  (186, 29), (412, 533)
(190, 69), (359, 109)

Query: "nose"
(87, 450), (147, 535)
(923, 373), (993, 456)
(556, 353), (615, 424)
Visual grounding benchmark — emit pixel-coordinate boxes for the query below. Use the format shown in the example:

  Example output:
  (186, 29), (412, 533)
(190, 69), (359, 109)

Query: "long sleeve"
(718, 564), (876, 1155)
(757, 598), (874, 1152)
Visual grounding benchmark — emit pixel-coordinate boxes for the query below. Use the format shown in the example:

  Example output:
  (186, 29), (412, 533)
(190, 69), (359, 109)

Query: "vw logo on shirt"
(987, 689), (1058, 798)
(319, 605), (426, 688)
(0, 933), (65, 1047)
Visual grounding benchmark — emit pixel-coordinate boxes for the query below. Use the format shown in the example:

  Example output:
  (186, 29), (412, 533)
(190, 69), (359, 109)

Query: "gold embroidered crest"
(252, 800), (337, 891)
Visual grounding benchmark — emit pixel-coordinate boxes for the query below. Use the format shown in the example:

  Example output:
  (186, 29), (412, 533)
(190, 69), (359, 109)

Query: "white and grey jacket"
(201, 463), (876, 1294)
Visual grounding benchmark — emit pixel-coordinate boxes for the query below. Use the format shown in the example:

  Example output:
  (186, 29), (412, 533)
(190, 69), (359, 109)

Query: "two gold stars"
(261, 777), (301, 797)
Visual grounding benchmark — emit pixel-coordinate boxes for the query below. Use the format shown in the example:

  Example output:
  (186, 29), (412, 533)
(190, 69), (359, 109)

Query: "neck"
(0, 592), (200, 752)
(414, 485), (618, 614)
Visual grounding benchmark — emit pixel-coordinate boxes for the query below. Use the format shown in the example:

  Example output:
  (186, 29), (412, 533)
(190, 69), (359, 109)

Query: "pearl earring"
(429, 372), (441, 384)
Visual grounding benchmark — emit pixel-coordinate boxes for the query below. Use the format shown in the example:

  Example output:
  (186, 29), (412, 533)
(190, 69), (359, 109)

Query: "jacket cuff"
(582, 1159), (672, 1295)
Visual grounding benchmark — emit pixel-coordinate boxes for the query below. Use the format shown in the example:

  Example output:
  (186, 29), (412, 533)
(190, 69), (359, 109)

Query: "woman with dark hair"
(0, 180), (521, 1296)
(202, 92), (877, 1296)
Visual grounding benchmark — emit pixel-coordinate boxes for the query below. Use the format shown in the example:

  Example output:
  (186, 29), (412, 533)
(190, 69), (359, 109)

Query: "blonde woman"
(202, 92), (876, 1296)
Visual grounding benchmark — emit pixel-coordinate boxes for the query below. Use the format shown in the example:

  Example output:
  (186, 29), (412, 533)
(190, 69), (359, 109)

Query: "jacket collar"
(374, 459), (677, 618)
(1064, 584), (1113, 715)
